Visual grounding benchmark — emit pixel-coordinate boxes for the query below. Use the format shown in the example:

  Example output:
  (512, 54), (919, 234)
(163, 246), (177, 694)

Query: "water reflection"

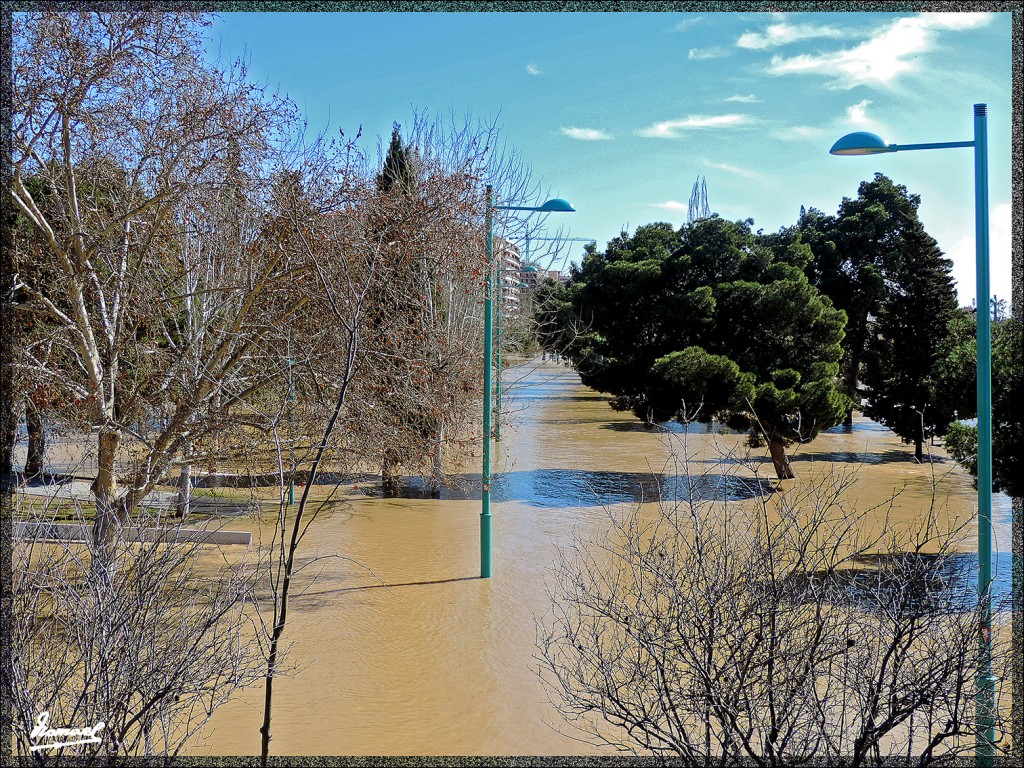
(372, 470), (773, 506)
(197, 360), (1007, 757)
(787, 551), (1012, 613)
(823, 419), (893, 434)
(945, 552), (1014, 609)
(495, 469), (771, 506)
(795, 449), (918, 465)
(600, 421), (685, 433)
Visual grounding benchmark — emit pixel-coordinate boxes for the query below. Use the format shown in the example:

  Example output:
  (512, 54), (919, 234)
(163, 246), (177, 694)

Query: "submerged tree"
(799, 174), (959, 444)
(533, 277), (581, 359)
(568, 217), (848, 479)
(351, 114), (540, 495)
(935, 313), (1023, 498)
(858, 224), (959, 460)
(539, 455), (1013, 764)
(253, 110), (542, 760)
(11, 11), (305, 555)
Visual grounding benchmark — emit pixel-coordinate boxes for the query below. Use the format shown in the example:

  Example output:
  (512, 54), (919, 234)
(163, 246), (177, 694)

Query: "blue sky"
(206, 10), (1014, 306)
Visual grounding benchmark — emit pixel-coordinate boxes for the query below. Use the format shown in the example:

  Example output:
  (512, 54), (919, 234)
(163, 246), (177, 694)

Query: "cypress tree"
(801, 174), (958, 457)
(377, 123), (416, 194)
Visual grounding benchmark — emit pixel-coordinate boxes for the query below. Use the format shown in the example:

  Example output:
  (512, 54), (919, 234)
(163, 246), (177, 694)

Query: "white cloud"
(767, 12), (994, 89)
(702, 159), (768, 182)
(638, 114), (753, 139)
(846, 99), (872, 126)
(673, 16), (703, 31)
(737, 19), (845, 49)
(650, 200), (689, 213)
(773, 100), (889, 143)
(726, 94), (761, 103)
(843, 99), (890, 134)
(688, 46), (728, 61)
(560, 127), (612, 141)
(526, 63), (541, 76)
(773, 124), (828, 142)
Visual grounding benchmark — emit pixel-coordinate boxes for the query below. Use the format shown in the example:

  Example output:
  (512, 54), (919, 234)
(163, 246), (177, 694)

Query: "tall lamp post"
(830, 104), (995, 765)
(481, 185), (574, 578)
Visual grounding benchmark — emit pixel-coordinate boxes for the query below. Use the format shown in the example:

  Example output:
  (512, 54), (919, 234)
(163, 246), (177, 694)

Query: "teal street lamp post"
(830, 104), (995, 765)
(481, 185), (574, 578)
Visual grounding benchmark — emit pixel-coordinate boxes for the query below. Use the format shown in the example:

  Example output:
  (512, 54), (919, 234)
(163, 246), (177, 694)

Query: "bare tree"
(10, 11), (305, 560)
(5, 496), (265, 763)
(333, 110), (548, 496)
(538, 445), (1012, 765)
(249, 136), (373, 764)
(251, 109), (544, 759)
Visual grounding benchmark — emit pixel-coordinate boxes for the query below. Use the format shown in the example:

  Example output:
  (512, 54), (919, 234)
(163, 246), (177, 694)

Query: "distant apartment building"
(520, 265), (565, 289)
(494, 236), (521, 317)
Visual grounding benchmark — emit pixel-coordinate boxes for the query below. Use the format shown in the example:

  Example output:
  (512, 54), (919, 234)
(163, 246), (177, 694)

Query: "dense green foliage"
(795, 174), (959, 457)
(534, 173), (975, 476)
(934, 315), (1023, 497)
(377, 124), (418, 194)
(564, 216), (849, 478)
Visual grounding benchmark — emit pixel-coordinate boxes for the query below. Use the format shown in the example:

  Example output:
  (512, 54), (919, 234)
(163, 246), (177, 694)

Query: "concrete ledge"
(12, 522), (252, 546)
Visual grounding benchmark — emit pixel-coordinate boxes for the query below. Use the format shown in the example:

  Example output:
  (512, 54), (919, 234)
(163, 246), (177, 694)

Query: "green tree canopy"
(934, 314), (1023, 497)
(798, 174), (959, 459)
(376, 123), (418, 195)
(859, 224), (958, 459)
(569, 216), (848, 479)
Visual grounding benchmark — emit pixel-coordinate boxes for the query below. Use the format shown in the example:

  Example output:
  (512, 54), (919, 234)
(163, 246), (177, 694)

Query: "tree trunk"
(90, 428), (125, 582)
(914, 436), (924, 462)
(844, 312), (869, 426)
(262, 325), (359, 768)
(381, 457), (399, 497)
(1, 406), (14, 495)
(430, 422), (443, 499)
(844, 350), (862, 426)
(768, 438), (796, 480)
(91, 428), (122, 549)
(176, 459), (192, 519)
(25, 402), (45, 477)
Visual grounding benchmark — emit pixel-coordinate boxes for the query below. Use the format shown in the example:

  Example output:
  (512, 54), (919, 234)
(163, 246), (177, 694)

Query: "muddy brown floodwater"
(195, 360), (1012, 757)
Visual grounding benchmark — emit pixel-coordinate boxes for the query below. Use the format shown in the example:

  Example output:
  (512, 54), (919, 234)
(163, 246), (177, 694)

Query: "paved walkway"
(12, 520), (251, 546)
(17, 478), (259, 517)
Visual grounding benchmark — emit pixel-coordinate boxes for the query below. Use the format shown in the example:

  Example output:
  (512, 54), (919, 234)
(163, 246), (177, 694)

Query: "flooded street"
(196, 360), (1011, 757)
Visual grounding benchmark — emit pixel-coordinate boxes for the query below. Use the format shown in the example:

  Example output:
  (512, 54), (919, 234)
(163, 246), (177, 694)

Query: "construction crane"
(516, 235), (596, 272)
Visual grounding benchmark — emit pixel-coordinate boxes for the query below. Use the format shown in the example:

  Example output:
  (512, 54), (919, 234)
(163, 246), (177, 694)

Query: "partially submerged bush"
(538, 452), (1012, 765)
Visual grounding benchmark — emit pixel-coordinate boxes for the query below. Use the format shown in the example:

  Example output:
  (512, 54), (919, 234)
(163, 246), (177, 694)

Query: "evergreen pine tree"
(864, 222), (958, 460)
(799, 174), (958, 454)
(377, 123), (416, 194)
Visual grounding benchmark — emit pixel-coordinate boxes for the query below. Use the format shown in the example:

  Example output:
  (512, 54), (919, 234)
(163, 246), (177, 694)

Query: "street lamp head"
(829, 131), (894, 156)
(536, 198), (576, 213)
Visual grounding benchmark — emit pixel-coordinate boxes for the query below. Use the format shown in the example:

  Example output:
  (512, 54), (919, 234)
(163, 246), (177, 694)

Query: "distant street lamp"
(481, 185), (574, 578)
(830, 104), (995, 766)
